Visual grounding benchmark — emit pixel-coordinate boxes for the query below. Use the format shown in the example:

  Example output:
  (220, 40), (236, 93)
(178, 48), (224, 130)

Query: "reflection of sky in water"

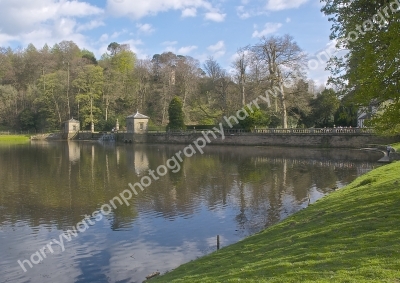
(0, 142), (380, 282)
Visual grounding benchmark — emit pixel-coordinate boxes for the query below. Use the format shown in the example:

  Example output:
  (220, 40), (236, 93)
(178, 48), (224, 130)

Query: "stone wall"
(143, 132), (400, 149)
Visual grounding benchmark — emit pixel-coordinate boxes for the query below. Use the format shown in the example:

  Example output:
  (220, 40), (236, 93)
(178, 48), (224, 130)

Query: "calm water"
(0, 141), (381, 283)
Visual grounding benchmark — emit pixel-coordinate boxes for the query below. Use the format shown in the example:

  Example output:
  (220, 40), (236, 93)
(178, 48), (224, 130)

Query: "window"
(139, 123), (144, 130)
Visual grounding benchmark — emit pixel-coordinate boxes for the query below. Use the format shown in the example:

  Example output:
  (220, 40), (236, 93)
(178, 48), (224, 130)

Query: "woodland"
(0, 36), (356, 132)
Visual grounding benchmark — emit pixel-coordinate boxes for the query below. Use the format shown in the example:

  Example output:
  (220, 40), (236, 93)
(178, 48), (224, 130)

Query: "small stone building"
(64, 118), (80, 133)
(126, 111), (149, 134)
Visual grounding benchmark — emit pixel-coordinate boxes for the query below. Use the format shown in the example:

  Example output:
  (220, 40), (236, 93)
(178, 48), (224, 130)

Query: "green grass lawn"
(152, 161), (400, 283)
(0, 135), (30, 144)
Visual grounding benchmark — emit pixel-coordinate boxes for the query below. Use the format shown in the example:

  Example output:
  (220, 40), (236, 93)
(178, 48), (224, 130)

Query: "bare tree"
(232, 47), (250, 106)
(252, 35), (306, 128)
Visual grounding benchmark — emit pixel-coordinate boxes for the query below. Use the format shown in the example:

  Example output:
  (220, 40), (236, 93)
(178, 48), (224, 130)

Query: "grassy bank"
(153, 161), (400, 283)
(0, 135), (30, 144)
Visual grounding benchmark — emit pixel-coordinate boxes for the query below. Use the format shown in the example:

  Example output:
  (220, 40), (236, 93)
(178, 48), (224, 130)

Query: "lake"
(0, 141), (380, 283)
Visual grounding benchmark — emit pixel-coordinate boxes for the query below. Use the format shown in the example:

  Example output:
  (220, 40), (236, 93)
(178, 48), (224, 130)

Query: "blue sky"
(0, 0), (335, 85)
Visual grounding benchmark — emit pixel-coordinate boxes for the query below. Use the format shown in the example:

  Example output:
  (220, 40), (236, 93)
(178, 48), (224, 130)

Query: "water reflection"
(0, 142), (381, 282)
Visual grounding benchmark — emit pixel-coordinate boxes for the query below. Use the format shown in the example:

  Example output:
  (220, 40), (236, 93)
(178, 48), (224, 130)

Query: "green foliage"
(111, 50), (136, 74)
(0, 84), (18, 127)
(96, 117), (116, 131)
(81, 49), (97, 65)
(334, 104), (358, 127)
(304, 88), (340, 128)
(36, 70), (67, 128)
(167, 96), (186, 130)
(73, 65), (104, 127)
(18, 109), (36, 130)
(238, 107), (269, 130)
(368, 102), (400, 136)
(321, 0), (400, 134)
(154, 161), (400, 282)
(198, 117), (216, 125)
(268, 115), (282, 128)
(0, 41), (319, 131)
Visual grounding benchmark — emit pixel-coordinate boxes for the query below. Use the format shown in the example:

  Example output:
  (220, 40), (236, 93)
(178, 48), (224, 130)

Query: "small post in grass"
(217, 235), (220, 250)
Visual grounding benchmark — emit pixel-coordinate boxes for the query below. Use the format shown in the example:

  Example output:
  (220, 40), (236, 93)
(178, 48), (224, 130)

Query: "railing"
(145, 128), (375, 135)
(72, 128), (374, 136)
(253, 128), (374, 134)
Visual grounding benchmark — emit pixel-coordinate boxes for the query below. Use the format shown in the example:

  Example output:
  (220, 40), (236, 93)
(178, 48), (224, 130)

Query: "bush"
(167, 96), (186, 130)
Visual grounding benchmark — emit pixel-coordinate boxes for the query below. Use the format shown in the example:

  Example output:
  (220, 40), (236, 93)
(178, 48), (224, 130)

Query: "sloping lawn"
(152, 161), (400, 283)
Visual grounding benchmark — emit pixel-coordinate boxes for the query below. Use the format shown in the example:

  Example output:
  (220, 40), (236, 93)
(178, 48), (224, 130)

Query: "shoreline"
(151, 161), (400, 282)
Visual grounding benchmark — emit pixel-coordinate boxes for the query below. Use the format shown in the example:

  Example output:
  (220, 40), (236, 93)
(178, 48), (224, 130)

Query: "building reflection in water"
(67, 141), (80, 163)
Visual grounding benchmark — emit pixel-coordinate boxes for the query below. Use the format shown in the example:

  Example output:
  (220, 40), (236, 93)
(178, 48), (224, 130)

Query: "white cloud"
(204, 12), (226, 22)
(77, 20), (105, 32)
(177, 45), (198, 54)
(163, 44), (198, 55)
(236, 6), (250, 19)
(0, 33), (17, 46)
(266, 0), (309, 11)
(207, 40), (224, 52)
(0, 0), (103, 53)
(136, 23), (155, 35)
(107, 0), (213, 19)
(306, 40), (341, 86)
(207, 40), (225, 58)
(161, 41), (178, 46)
(111, 30), (128, 39)
(99, 34), (109, 43)
(0, 0), (103, 34)
(181, 7), (197, 17)
(252, 22), (282, 38)
(286, 17), (291, 23)
(236, 5), (269, 19)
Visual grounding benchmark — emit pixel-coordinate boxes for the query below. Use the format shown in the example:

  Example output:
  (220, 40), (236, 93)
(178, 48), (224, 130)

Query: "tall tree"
(311, 88), (340, 128)
(73, 65), (104, 130)
(232, 47), (250, 106)
(252, 35), (307, 128)
(321, 0), (400, 134)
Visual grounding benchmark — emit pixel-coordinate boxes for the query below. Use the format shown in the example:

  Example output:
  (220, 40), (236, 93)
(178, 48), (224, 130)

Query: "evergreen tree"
(167, 96), (186, 130)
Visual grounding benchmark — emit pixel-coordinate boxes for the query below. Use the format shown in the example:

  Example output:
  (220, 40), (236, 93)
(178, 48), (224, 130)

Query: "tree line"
(0, 37), (357, 132)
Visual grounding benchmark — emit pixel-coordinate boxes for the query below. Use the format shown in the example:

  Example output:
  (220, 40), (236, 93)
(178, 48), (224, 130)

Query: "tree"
(334, 96), (358, 127)
(238, 107), (270, 131)
(167, 96), (185, 130)
(203, 57), (232, 114)
(232, 47), (250, 106)
(320, 0), (400, 134)
(311, 88), (340, 128)
(0, 84), (18, 127)
(37, 71), (68, 127)
(81, 49), (97, 65)
(19, 108), (36, 130)
(73, 65), (104, 129)
(252, 35), (307, 128)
